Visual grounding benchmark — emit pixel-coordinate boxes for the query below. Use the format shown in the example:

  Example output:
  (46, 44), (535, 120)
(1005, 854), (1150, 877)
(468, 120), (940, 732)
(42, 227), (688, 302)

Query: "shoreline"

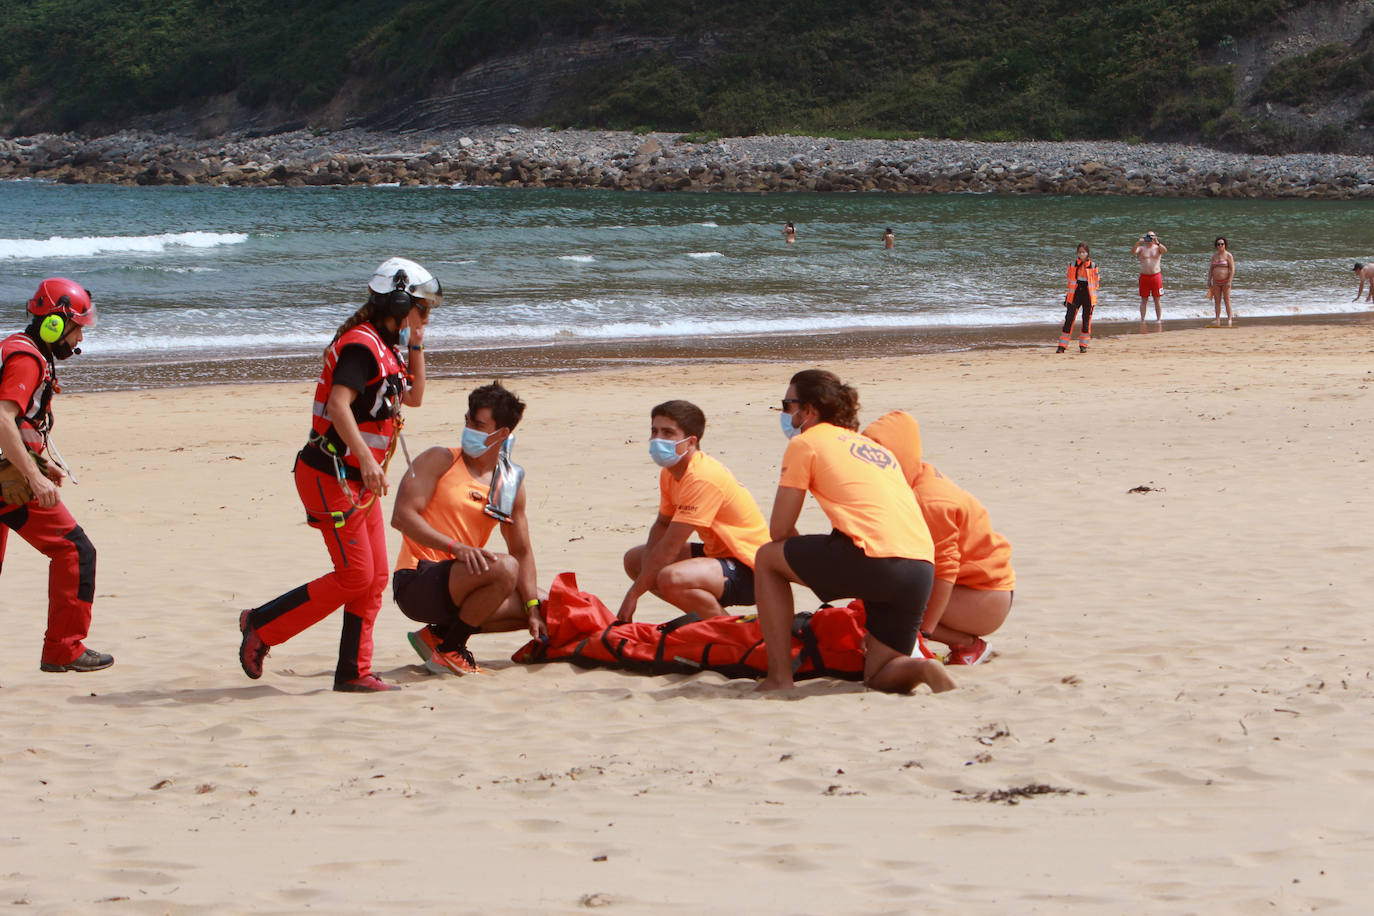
(4, 127), (1374, 198)
(64, 311), (1374, 392)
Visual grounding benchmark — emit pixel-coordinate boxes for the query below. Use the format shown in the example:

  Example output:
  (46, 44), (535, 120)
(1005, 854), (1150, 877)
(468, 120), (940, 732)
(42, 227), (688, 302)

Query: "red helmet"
(27, 278), (97, 327)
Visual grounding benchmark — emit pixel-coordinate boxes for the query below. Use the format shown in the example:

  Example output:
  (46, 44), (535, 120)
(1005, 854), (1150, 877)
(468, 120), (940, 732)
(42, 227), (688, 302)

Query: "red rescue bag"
(512, 572), (868, 680)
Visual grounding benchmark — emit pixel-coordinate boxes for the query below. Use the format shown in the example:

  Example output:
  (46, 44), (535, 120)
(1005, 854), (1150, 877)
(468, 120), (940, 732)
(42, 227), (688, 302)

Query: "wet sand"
(67, 310), (1374, 392)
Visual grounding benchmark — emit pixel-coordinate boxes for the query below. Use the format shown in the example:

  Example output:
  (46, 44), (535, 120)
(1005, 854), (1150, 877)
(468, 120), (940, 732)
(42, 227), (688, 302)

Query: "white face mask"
(398, 325), (411, 349)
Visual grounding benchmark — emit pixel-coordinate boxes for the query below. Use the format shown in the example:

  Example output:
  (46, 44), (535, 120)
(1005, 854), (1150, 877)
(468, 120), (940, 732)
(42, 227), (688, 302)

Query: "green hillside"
(1, 0), (1370, 148)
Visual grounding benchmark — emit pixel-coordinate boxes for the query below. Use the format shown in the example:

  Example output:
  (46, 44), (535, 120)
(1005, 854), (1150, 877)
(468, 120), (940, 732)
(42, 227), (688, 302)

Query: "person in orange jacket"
(1058, 243), (1099, 353)
(863, 410), (1014, 666)
(0, 278), (110, 673)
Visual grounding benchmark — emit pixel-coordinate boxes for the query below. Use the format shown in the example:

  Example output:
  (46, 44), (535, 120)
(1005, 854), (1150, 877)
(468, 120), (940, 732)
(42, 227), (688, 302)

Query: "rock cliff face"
(352, 33), (696, 132)
(1208, 0), (1374, 152)
(129, 31), (703, 139)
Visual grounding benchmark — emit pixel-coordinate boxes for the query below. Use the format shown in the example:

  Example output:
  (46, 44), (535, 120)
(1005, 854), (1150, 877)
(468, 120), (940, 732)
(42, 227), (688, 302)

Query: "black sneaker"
(40, 648), (114, 672)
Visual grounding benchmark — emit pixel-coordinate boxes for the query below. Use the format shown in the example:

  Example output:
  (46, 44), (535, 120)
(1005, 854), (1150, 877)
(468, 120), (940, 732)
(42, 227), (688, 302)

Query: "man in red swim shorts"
(1133, 230), (1167, 326)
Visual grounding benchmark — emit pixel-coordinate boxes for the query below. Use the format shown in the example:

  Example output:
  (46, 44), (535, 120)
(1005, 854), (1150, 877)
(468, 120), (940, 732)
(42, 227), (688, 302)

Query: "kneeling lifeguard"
(863, 410), (1015, 666)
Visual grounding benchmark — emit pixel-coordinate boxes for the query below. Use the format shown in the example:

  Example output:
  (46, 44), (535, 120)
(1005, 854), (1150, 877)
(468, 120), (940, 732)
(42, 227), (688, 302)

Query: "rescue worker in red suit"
(237, 258), (439, 692)
(0, 278), (111, 672)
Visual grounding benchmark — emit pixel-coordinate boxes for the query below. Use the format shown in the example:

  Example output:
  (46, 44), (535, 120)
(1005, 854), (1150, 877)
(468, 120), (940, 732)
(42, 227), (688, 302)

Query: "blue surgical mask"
(461, 426), (495, 458)
(780, 411), (800, 440)
(649, 437), (687, 468)
(398, 326), (411, 349)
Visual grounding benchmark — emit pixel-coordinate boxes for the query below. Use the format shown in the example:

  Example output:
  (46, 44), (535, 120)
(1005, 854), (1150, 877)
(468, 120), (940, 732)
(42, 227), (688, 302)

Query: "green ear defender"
(40, 313), (66, 344)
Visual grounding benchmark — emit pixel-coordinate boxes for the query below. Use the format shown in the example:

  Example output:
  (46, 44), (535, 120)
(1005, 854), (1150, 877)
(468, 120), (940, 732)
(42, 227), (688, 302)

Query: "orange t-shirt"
(917, 466), (1016, 590)
(659, 451), (770, 568)
(778, 423), (933, 561)
(861, 409), (1013, 590)
(394, 449), (500, 571)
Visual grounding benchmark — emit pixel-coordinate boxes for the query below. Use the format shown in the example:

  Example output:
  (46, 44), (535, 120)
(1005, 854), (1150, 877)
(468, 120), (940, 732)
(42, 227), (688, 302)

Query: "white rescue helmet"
(368, 257), (442, 311)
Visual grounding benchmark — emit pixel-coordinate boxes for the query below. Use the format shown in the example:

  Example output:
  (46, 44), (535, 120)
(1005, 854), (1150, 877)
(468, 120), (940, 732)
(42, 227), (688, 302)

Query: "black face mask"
(51, 339), (80, 360)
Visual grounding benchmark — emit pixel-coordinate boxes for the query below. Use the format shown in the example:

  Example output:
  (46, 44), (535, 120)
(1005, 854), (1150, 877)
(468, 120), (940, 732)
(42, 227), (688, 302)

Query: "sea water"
(0, 181), (1370, 387)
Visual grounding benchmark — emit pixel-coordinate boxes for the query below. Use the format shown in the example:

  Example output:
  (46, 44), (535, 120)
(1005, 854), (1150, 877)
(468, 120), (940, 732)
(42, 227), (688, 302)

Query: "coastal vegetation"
(0, 0), (1370, 151)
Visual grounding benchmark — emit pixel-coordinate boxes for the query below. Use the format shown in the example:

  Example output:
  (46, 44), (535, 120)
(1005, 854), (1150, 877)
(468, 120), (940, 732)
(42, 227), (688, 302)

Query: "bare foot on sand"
(867, 657), (957, 694)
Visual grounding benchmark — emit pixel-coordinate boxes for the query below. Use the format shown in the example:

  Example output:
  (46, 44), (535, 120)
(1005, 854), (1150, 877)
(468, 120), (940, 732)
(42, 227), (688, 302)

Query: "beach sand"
(3, 323), (1372, 913)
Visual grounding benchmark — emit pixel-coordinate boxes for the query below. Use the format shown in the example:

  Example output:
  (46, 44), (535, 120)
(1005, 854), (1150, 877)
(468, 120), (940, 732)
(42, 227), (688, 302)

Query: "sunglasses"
(778, 398), (800, 411)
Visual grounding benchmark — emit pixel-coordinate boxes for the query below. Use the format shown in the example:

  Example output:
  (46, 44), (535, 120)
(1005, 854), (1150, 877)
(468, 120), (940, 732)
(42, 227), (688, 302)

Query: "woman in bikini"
(1208, 237), (1236, 326)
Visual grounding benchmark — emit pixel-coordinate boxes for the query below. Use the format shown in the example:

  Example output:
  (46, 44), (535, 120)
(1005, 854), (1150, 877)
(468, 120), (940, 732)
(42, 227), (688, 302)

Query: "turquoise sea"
(1, 180), (1370, 389)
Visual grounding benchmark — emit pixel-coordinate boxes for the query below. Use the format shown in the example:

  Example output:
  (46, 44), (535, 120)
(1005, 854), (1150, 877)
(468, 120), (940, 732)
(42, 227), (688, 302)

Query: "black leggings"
(1062, 283), (1094, 334)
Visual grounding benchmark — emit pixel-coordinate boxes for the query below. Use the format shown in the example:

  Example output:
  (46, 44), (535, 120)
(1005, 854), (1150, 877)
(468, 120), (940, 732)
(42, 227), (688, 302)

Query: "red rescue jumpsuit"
(0, 332), (97, 667)
(243, 323), (407, 685)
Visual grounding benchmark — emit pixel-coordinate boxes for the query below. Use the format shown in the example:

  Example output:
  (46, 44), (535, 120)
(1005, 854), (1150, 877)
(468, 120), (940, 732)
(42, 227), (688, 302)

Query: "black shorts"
(689, 542), (756, 608)
(392, 559), (461, 626)
(782, 531), (933, 655)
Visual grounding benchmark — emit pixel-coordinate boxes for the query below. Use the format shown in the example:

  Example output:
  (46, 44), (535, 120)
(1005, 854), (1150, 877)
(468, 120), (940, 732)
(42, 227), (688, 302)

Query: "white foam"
(688, 252), (723, 259)
(0, 231), (249, 260)
(696, 221), (719, 228)
(558, 255), (596, 263)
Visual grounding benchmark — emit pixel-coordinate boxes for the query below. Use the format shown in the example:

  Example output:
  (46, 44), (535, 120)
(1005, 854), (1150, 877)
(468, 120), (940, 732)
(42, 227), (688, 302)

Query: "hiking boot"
(1055, 346), (1066, 353)
(945, 637), (990, 666)
(238, 609), (269, 679)
(431, 644), (481, 676)
(334, 673), (399, 692)
(40, 648), (114, 672)
(1079, 345), (1089, 353)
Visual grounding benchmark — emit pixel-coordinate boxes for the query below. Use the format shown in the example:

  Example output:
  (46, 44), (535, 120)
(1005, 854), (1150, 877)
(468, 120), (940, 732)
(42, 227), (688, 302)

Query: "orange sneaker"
(945, 637), (989, 666)
(431, 644), (482, 676)
(407, 627), (442, 673)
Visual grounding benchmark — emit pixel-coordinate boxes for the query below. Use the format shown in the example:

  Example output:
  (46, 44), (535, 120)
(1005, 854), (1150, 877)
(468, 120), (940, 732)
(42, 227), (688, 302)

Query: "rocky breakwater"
(2, 127), (1372, 199)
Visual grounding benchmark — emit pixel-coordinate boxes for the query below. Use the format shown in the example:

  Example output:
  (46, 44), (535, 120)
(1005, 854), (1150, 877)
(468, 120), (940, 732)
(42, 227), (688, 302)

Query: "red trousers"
(0, 499), (96, 666)
(247, 461), (389, 682)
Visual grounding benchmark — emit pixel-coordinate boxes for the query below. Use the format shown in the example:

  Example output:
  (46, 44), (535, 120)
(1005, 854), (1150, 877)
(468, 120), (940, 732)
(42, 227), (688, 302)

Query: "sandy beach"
(3, 321), (1373, 913)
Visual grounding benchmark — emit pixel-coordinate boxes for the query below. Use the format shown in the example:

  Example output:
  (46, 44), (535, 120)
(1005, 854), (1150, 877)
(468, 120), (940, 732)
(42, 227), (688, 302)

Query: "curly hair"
(790, 369), (860, 431)
(469, 381), (526, 430)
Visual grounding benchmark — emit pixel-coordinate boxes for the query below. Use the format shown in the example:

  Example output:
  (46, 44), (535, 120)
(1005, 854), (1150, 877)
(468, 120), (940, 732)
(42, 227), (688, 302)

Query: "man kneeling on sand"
(618, 400), (770, 622)
(391, 382), (545, 675)
(863, 410), (1015, 666)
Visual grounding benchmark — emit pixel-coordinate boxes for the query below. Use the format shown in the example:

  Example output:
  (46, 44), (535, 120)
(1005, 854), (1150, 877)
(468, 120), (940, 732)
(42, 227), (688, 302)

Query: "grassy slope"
(2, 0), (1366, 145)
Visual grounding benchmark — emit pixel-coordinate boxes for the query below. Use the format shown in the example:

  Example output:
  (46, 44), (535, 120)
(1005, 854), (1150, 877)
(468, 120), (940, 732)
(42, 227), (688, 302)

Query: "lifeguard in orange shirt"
(863, 410), (1014, 666)
(753, 370), (956, 695)
(619, 400), (769, 622)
